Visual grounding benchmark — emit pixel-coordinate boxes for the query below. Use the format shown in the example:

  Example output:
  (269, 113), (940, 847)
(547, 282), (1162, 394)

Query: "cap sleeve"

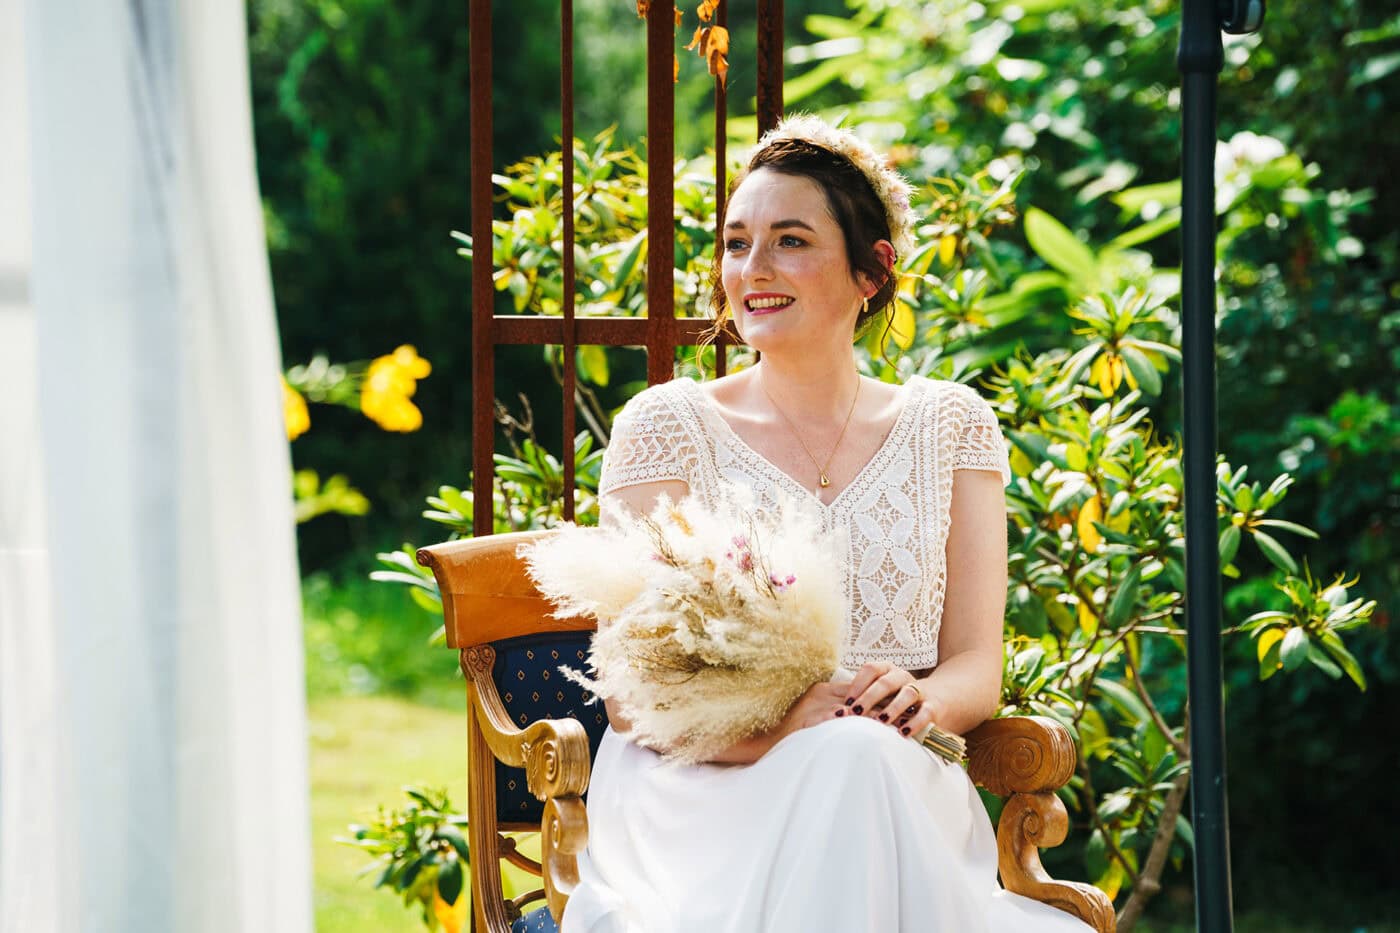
(952, 389), (1011, 486)
(598, 385), (696, 498)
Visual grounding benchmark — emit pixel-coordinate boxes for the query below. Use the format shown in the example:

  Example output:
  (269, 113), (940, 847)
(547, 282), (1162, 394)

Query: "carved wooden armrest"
(461, 646), (592, 924)
(966, 717), (1117, 933)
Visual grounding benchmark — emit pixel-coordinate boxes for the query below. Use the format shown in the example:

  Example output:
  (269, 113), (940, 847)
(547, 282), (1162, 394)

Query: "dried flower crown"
(753, 114), (917, 258)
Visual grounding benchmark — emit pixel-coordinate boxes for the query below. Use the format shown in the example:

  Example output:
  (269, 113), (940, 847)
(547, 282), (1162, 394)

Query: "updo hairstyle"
(707, 138), (898, 338)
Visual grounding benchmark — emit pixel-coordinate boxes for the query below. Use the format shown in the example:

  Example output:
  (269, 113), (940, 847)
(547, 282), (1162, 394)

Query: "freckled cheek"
(720, 260), (743, 308)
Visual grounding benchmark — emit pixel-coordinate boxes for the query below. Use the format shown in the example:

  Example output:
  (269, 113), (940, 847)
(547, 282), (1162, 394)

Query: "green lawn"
(310, 694), (467, 932)
(310, 694), (546, 933)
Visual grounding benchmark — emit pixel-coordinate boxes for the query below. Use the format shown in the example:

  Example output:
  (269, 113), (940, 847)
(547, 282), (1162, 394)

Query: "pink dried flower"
(727, 534), (756, 571)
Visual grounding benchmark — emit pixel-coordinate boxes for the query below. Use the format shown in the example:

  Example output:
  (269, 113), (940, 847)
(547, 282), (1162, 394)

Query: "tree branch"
(1123, 648), (1190, 759)
(1116, 770), (1191, 932)
(1077, 758), (1142, 888)
(574, 384), (610, 447)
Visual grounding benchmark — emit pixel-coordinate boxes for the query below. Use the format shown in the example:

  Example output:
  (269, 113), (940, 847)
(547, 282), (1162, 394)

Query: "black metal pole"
(1178, 0), (1262, 929)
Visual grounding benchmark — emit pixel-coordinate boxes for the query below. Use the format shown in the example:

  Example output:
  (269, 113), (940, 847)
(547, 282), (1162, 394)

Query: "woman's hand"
(706, 680), (849, 764)
(840, 661), (945, 740)
(778, 680), (851, 737)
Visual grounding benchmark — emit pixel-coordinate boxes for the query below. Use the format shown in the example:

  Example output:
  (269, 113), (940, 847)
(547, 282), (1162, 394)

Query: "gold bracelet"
(919, 724), (967, 764)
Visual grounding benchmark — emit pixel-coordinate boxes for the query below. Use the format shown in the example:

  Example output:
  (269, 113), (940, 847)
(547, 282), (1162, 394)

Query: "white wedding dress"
(560, 375), (1093, 933)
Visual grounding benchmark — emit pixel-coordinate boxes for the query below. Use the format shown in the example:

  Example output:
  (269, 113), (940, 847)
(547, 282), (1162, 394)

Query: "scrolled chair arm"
(965, 715), (1077, 795)
(542, 796), (589, 916)
(460, 643), (593, 924)
(966, 716), (1118, 933)
(459, 645), (593, 796)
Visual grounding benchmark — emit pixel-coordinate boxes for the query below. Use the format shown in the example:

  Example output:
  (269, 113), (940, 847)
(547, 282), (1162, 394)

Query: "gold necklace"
(759, 375), (861, 491)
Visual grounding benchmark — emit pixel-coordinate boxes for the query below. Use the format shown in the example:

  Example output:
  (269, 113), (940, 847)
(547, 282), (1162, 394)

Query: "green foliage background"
(251, 0), (1398, 925)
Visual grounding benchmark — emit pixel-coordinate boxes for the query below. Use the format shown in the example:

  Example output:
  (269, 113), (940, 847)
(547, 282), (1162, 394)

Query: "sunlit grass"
(310, 694), (548, 933)
(310, 695), (466, 931)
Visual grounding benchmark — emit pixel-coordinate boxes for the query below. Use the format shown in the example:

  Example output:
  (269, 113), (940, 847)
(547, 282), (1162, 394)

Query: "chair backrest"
(421, 529), (593, 649)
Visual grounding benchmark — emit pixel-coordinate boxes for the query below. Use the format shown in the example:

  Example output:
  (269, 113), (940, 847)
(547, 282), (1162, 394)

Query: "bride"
(560, 115), (1093, 933)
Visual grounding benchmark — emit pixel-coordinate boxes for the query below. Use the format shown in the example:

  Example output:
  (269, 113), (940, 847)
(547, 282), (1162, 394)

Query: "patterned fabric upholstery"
(510, 906), (559, 933)
(491, 632), (609, 823)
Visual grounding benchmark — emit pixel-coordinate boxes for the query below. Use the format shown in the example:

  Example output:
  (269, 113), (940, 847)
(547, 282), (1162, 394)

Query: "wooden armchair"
(418, 531), (1116, 933)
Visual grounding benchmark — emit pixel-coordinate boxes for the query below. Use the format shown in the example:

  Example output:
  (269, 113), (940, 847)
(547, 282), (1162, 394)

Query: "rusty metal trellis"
(469, 0), (784, 535)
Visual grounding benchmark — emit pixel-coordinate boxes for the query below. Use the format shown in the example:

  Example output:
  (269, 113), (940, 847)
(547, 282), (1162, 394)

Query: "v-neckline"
(676, 375), (922, 510)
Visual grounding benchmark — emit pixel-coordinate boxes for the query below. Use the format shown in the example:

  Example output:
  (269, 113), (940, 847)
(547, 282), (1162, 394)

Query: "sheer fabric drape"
(0, 2), (311, 930)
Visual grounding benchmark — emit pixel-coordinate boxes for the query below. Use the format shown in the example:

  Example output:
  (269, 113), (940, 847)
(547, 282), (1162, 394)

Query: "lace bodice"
(598, 375), (1011, 671)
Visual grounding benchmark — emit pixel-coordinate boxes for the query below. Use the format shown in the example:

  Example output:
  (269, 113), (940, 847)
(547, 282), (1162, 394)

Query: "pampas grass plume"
(522, 491), (847, 765)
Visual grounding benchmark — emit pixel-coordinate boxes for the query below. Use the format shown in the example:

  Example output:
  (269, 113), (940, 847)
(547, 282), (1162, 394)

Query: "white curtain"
(0, 1), (312, 930)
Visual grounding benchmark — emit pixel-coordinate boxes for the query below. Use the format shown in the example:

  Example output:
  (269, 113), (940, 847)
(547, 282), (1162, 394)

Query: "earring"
(861, 295), (870, 317)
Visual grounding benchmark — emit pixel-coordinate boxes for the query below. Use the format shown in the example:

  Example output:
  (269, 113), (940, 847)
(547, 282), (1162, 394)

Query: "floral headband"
(752, 114), (917, 258)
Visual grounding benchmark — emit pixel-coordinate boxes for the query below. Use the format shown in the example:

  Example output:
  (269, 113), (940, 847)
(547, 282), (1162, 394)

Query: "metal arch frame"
(467, 0), (1258, 926)
(468, 0), (784, 534)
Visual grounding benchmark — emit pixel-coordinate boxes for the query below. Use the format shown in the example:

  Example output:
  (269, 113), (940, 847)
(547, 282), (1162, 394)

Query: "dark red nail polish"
(844, 697), (854, 707)
(901, 726), (912, 736)
(878, 713), (889, 722)
(852, 705), (864, 715)
(835, 708), (845, 717)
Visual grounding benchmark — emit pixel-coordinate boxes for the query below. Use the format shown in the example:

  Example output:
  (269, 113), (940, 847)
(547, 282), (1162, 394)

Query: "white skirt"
(561, 716), (1095, 933)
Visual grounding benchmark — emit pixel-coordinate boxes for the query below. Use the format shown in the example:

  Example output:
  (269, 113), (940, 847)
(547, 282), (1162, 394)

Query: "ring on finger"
(894, 683), (923, 723)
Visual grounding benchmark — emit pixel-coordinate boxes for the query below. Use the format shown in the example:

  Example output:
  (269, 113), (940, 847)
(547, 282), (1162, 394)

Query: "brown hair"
(704, 137), (898, 347)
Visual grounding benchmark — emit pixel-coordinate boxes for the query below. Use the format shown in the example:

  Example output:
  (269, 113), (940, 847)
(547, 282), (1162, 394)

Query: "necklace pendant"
(819, 473), (831, 488)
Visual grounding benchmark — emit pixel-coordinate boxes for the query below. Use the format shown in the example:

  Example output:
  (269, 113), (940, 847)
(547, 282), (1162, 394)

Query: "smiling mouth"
(745, 296), (794, 313)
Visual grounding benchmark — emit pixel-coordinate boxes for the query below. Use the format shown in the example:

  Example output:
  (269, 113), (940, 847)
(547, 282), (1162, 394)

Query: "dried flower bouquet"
(521, 492), (846, 764)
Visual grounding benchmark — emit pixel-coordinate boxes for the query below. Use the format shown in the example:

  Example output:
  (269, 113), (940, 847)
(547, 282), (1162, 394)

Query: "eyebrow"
(723, 218), (818, 232)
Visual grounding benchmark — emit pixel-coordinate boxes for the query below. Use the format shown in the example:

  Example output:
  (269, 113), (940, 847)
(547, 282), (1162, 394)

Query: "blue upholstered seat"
(510, 905), (559, 933)
(491, 632), (610, 823)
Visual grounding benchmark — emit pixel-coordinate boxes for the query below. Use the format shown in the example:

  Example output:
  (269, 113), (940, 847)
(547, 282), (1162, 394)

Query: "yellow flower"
(360, 346), (431, 432)
(1076, 493), (1131, 553)
(1077, 495), (1105, 553)
(361, 387), (423, 432)
(283, 376), (310, 441)
(938, 233), (958, 267)
(1089, 351), (1126, 395)
(1008, 445), (1034, 479)
(433, 889), (467, 933)
(364, 359), (414, 396)
(1077, 595), (1098, 634)
(390, 344), (432, 378)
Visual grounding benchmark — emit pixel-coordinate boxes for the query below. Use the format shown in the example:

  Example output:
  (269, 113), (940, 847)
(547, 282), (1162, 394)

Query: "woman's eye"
(779, 235), (806, 247)
(724, 238), (749, 252)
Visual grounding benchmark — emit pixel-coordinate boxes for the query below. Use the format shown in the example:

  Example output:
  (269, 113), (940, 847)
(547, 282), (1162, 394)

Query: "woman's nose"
(745, 242), (774, 281)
